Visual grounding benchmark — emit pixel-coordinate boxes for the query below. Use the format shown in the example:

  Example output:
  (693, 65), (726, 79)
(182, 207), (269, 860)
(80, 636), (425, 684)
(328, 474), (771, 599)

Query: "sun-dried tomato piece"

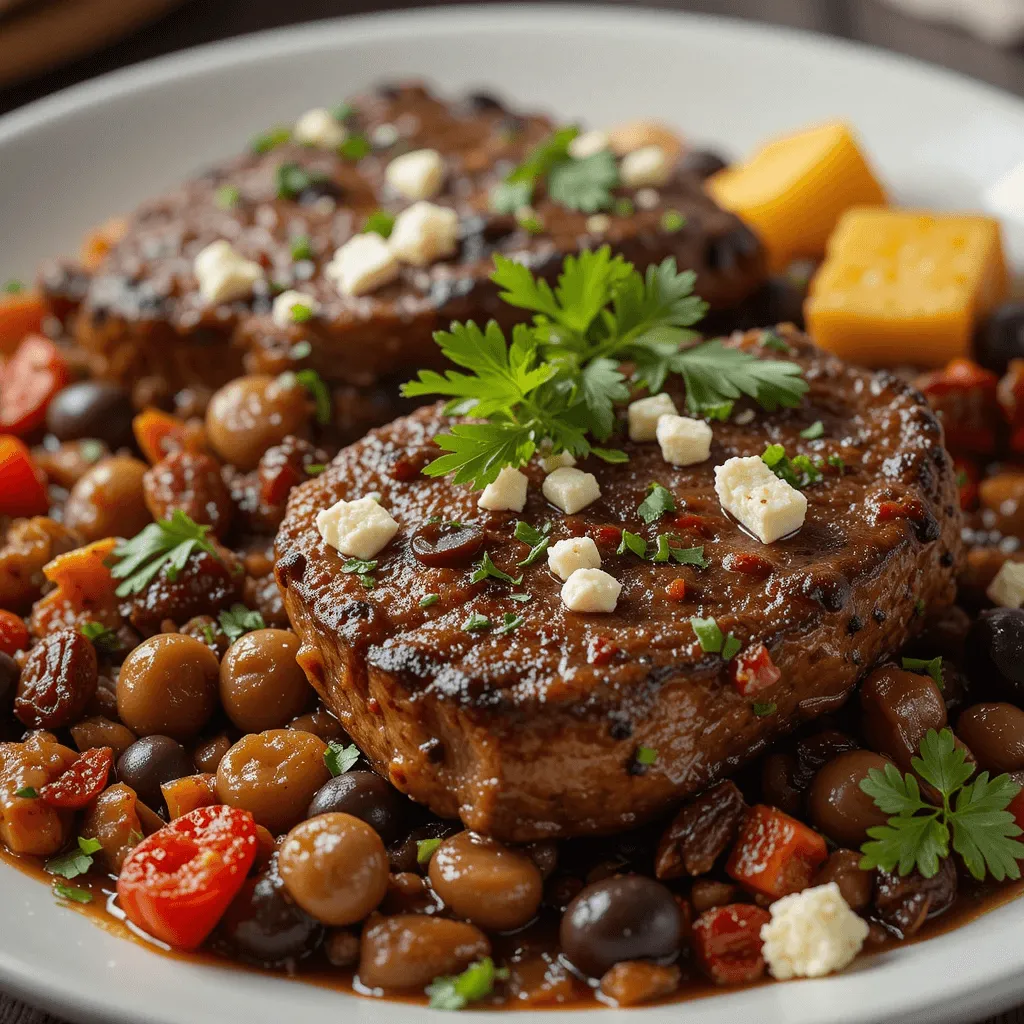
(13, 628), (98, 729)
(730, 643), (780, 697)
(39, 746), (113, 809)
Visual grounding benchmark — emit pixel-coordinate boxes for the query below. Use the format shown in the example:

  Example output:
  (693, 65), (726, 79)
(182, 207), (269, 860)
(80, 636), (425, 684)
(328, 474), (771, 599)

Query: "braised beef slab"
(275, 326), (962, 841)
(43, 83), (765, 401)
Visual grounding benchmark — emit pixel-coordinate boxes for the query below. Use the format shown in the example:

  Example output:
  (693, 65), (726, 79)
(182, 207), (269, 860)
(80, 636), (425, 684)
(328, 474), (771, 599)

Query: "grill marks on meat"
(45, 83), (765, 400)
(275, 327), (962, 841)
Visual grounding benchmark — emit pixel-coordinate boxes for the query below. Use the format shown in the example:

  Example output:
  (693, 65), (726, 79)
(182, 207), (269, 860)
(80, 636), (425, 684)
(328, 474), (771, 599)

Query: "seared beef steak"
(44, 83), (765, 401)
(275, 327), (961, 841)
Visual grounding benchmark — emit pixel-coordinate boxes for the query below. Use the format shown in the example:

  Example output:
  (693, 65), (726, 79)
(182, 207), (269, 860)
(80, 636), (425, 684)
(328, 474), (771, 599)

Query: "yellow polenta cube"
(708, 121), (886, 272)
(805, 209), (1009, 369)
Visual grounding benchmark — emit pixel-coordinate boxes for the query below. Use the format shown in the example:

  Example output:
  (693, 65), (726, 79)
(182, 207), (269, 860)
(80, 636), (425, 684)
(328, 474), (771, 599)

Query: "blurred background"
(3, 0), (1024, 116)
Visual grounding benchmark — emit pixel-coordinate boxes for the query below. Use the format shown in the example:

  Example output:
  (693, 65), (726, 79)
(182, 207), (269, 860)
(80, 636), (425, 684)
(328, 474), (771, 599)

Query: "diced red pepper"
(953, 458), (979, 511)
(0, 435), (49, 517)
(0, 609), (29, 656)
(673, 513), (712, 537)
(39, 747), (113, 809)
(133, 408), (188, 465)
(876, 497), (927, 525)
(723, 552), (774, 578)
(730, 643), (780, 697)
(692, 904), (771, 985)
(592, 525), (623, 548)
(916, 358), (999, 454)
(726, 804), (828, 899)
(118, 804), (257, 949)
(588, 635), (620, 666)
(0, 335), (70, 435)
(666, 578), (688, 601)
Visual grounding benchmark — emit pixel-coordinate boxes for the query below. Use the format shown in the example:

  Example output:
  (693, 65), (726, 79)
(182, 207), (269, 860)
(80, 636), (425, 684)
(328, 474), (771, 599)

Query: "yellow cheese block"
(708, 121), (886, 272)
(805, 208), (1009, 369)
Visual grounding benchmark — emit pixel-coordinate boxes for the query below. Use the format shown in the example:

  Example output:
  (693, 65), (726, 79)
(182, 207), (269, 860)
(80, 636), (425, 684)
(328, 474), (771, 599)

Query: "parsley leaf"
(513, 520), (551, 566)
(338, 134), (371, 161)
(294, 369), (332, 425)
(364, 210), (396, 238)
(342, 557), (378, 590)
(80, 621), (120, 655)
(800, 420), (824, 440)
(753, 701), (777, 716)
(690, 616), (740, 659)
(635, 745), (658, 766)
(470, 551), (523, 587)
(14, 787), (37, 799)
(762, 444), (823, 490)
(274, 162), (327, 200)
(46, 836), (103, 880)
(637, 482), (676, 524)
(324, 742), (360, 777)
(53, 882), (93, 905)
(218, 604), (266, 643)
(417, 838), (442, 865)
(491, 126), (579, 212)
(902, 656), (944, 691)
(251, 126), (290, 154)
(617, 530), (647, 559)
(290, 235), (313, 261)
(420, 594), (440, 608)
(109, 511), (221, 598)
(548, 150), (619, 213)
(495, 612), (525, 636)
(427, 957), (507, 1011)
(215, 185), (240, 209)
(462, 612), (492, 633)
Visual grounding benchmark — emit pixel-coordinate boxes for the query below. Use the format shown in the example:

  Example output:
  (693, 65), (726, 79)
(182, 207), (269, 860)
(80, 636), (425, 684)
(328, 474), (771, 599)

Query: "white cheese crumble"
(628, 393), (678, 442)
(385, 148), (446, 201)
(987, 560), (1024, 608)
(193, 240), (264, 304)
(569, 129), (610, 160)
(714, 455), (807, 544)
(543, 467), (602, 514)
(586, 214), (612, 235)
(656, 415), (713, 466)
(760, 883), (869, 980)
(620, 145), (672, 189)
(477, 466), (528, 512)
(539, 449), (576, 474)
(325, 233), (399, 297)
(316, 496), (399, 560)
(388, 202), (459, 267)
(548, 536), (602, 581)
(271, 289), (320, 328)
(634, 187), (660, 210)
(561, 567), (621, 613)
(293, 107), (347, 149)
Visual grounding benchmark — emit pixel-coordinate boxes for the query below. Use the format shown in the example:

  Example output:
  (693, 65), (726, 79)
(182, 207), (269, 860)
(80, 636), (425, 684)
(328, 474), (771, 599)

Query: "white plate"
(3, 6), (1024, 1023)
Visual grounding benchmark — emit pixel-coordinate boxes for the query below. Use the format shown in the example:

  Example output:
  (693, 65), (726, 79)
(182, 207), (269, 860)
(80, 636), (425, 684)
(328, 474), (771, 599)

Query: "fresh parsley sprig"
(427, 957), (508, 1011)
(402, 249), (806, 489)
(762, 444), (823, 490)
(324, 741), (360, 777)
(218, 604), (266, 642)
(109, 511), (221, 597)
(859, 727), (1024, 881)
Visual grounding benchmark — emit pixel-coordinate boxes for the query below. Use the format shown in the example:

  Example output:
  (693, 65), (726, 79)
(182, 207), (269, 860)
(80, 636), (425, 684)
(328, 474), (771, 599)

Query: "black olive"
(965, 607), (1024, 705)
(680, 148), (729, 180)
(560, 875), (683, 978)
(46, 381), (135, 449)
(975, 302), (1024, 374)
(116, 735), (195, 810)
(307, 771), (407, 844)
(410, 521), (486, 568)
(463, 91), (505, 113)
(218, 854), (324, 966)
(388, 820), (462, 874)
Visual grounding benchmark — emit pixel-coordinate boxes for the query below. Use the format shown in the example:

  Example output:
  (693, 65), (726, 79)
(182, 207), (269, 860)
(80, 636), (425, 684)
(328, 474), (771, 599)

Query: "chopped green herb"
(860, 727), (1024, 881)
(548, 150), (620, 213)
(305, 463), (326, 476)
(635, 745), (659, 766)
(427, 957), (508, 1011)
(201, 624), (217, 645)
(722, 634), (742, 661)
(650, 535), (706, 567)
(53, 882), (93, 905)
(218, 604), (266, 643)
(417, 838), (442, 865)
(513, 520), (551, 567)
(250, 126), (291, 154)
(508, 592), (532, 604)
(827, 454), (846, 471)
(419, 594), (440, 608)
(915, 598), (926, 616)
(363, 210), (396, 238)
(637, 482), (676, 524)
(109, 511), (221, 598)
(659, 210), (686, 233)
(462, 612), (492, 633)
(759, 330), (790, 354)
(324, 741), (360, 777)
(294, 368), (332, 425)
(902, 655), (944, 691)
(800, 420), (824, 440)
(14, 787), (37, 799)
(79, 439), (105, 463)
(495, 612), (525, 636)
(214, 185), (240, 209)
(274, 162), (327, 201)
(331, 102), (354, 124)
(79, 621), (120, 655)
(45, 836), (103, 880)
(753, 701), (777, 717)
(2, 279), (23, 294)
(289, 235), (313, 261)
(342, 558), (378, 590)
(690, 616), (723, 654)
(491, 125), (579, 213)
(470, 551), (523, 586)
(491, 180), (534, 215)
(338, 133), (372, 161)
(761, 444), (822, 490)
(516, 212), (544, 234)
(617, 530), (647, 559)
(289, 302), (314, 324)
(613, 197), (635, 217)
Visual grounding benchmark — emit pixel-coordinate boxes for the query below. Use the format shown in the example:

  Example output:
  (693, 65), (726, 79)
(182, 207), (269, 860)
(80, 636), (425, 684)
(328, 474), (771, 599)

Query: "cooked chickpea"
(215, 729), (329, 834)
(278, 812), (388, 925)
(205, 374), (310, 471)
(64, 456), (151, 542)
(428, 830), (543, 931)
(219, 629), (311, 732)
(117, 634), (219, 741)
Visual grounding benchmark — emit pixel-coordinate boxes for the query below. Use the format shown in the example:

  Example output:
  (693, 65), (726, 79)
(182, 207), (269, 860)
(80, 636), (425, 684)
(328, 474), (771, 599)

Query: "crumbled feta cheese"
(293, 107), (346, 149)
(316, 496), (399, 560)
(569, 129), (610, 160)
(539, 449), (576, 473)
(385, 148), (446, 201)
(656, 415), (713, 466)
(388, 202), (459, 267)
(543, 467), (602, 514)
(271, 289), (320, 328)
(760, 883), (869, 980)
(628, 393), (678, 442)
(620, 145), (672, 188)
(548, 537), (602, 581)
(634, 187), (660, 210)
(193, 240), (264, 304)
(561, 567), (621, 613)
(325, 233), (399, 297)
(586, 214), (612, 235)
(733, 408), (756, 425)
(715, 455), (808, 544)
(371, 123), (399, 148)
(988, 560), (1024, 608)
(477, 466), (528, 512)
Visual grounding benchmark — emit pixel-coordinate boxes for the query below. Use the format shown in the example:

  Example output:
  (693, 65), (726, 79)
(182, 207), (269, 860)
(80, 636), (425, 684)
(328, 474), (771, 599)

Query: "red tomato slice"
(0, 609), (29, 656)
(40, 746), (113, 809)
(692, 904), (771, 985)
(730, 643), (781, 697)
(118, 805), (258, 950)
(0, 435), (49, 517)
(0, 335), (70, 436)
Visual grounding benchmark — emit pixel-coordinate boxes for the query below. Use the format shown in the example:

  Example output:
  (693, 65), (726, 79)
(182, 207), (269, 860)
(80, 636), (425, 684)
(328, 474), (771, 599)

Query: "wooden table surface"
(3, 0), (1024, 1021)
